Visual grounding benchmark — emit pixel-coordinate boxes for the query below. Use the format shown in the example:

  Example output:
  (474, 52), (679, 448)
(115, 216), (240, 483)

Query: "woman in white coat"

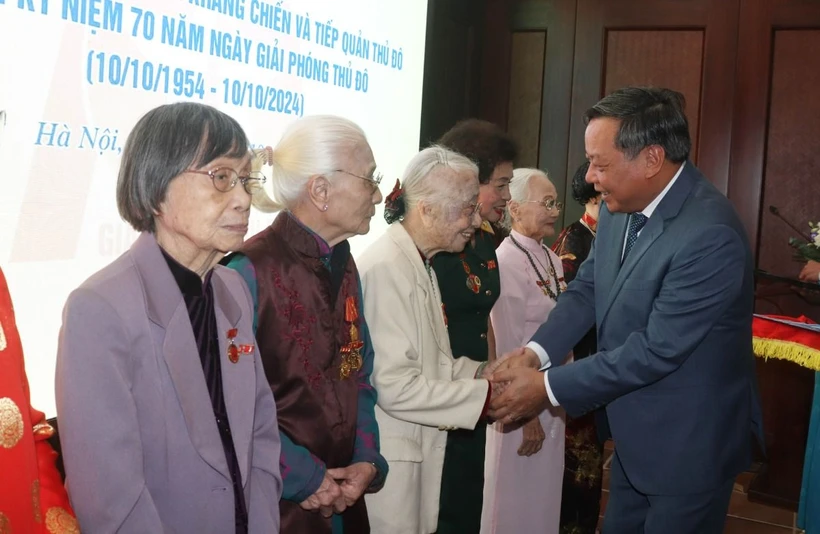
(358, 146), (494, 534)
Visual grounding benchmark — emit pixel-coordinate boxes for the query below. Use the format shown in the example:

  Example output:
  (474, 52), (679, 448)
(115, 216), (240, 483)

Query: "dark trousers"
(435, 423), (487, 534)
(603, 451), (734, 534)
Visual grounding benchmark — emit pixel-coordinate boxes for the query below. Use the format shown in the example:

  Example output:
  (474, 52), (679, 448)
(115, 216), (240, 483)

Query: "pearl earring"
(322, 205), (328, 212)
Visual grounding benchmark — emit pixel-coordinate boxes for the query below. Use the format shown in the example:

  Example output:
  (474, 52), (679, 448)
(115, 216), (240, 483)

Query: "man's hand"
(483, 347), (541, 379)
(799, 260), (820, 283)
(299, 472), (347, 518)
(326, 462), (378, 507)
(489, 367), (548, 423)
(518, 417), (545, 457)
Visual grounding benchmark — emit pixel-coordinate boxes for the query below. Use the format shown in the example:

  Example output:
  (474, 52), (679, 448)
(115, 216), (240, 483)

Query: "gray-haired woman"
(358, 146), (495, 534)
(56, 102), (282, 533)
(482, 167), (565, 534)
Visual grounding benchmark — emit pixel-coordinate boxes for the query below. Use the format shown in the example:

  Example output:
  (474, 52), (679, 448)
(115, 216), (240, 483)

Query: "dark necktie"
(622, 213), (648, 262)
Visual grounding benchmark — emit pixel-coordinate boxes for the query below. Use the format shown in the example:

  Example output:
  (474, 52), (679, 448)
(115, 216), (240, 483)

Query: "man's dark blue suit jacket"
(532, 162), (765, 495)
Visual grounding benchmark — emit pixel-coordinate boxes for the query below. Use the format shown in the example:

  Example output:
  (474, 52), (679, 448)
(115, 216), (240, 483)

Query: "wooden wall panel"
(507, 31), (547, 168)
(756, 30), (820, 277)
(729, 0), (820, 256)
(510, 0), (578, 230)
(603, 30), (704, 164)
(567, 0), (739, 214)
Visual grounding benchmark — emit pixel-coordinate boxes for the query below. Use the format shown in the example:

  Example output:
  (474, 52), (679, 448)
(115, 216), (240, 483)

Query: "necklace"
(509, 235), (564, 300)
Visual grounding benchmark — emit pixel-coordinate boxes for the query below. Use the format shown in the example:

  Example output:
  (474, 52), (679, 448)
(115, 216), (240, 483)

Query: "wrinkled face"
(584, 117), (650, 214)
(478, 161), (513, 223)
(326, 141), (383, 236)
(155, 153), (252, 257)
(511, 174), (560, 241)
(427, 168), (482, 253)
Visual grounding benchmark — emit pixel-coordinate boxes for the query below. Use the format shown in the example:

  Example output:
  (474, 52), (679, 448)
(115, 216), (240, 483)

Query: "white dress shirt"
(529, 162), (686, 406)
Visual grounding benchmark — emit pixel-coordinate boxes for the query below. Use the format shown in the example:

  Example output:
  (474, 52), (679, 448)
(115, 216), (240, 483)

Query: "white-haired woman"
(358, 146), (495, 534)
(224, 115), (388, 534)
(481, 168), (566, 534)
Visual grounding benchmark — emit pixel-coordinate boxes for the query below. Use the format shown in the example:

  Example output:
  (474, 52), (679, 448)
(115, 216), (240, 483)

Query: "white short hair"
(501, 167), (550, 230)
(402, 145), (478, 211)
(251, 115), (368, 212)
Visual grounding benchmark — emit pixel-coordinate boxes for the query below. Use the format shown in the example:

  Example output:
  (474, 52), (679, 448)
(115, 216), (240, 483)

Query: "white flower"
(809, 222), (820, 248)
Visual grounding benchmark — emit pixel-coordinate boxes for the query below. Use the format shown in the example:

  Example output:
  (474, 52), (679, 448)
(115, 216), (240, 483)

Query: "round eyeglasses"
(524, 199), (563, 212)
(188, 167), (267, 194)
(450, 202), (482, 219)
(334, 168), (383, 191)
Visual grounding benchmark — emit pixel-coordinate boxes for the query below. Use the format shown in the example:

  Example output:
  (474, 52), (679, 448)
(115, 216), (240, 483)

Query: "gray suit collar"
(131, 233), (241, 328)
(129, 233), (249, 483)
(131, 232), (182, 328)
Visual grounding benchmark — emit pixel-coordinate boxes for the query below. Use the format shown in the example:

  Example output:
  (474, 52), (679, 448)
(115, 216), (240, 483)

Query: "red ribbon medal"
(226, 328), (254, 363)
(340, 297), (364, 379)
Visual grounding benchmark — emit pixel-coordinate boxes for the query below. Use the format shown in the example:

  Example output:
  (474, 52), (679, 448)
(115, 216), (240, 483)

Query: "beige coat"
(359, 223), (489, 534)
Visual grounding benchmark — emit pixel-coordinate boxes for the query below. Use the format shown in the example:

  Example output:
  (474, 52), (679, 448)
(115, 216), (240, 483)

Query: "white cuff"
(544, 370), (560, 406)
(526, 341), (551, 370)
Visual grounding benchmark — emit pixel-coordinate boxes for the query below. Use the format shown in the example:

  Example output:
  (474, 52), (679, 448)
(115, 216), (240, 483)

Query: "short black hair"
(584, 87), (691, 164)
(570, 161), (598, 206)
(117, 102), (249, 232)
(436, 119), (518, 184)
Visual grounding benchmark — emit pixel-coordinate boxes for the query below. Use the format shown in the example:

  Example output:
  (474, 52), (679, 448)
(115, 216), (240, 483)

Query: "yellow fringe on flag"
(753, 337), (820, 371)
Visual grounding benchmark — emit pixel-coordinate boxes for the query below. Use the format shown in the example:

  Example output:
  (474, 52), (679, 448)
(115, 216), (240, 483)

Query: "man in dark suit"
(488, 87), (763, 533)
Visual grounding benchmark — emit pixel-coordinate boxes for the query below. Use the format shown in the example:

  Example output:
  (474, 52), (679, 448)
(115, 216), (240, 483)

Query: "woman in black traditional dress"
(551, 161), (606, 534)
(432, 119), (518, 534)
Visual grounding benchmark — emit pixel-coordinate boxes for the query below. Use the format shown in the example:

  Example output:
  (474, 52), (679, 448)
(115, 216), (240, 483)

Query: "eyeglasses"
(524, 199), (563, 212)
(188, 167), (267, 194)
(334, 169), (383, 191)
(455, 202), (482, 218)
(446, 202), (482, 220)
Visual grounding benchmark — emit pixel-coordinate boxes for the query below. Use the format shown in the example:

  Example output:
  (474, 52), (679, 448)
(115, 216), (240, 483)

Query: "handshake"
(480, 347), (550, 424)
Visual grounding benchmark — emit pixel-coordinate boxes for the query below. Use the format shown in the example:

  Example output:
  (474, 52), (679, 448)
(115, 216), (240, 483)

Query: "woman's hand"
(799, 260), (820, 283)
(326, 462), (378, 506)
(518, 417), (545, 457)
(299, 472), (347, 518)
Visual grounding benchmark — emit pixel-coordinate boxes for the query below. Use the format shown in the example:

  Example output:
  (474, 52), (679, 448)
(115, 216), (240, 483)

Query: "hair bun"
(384, 179), (406, 224)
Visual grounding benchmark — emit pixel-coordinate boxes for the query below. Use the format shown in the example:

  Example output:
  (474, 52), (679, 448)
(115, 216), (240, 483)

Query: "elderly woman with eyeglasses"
(481, 168), (566, 534)
(358, 146), (495, 534)
(224, 115), (388, 534)
(55, 102), (282, 533)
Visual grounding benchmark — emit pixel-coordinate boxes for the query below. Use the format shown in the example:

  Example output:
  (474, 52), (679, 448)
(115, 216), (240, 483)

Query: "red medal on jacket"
(460, 254), (482, 294)
(226, 328), (254, 363)
(340, 297), (364, 379)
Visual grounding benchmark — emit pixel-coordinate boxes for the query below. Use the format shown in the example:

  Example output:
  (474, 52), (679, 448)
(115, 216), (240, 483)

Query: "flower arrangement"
(790, 222), (820, 262)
